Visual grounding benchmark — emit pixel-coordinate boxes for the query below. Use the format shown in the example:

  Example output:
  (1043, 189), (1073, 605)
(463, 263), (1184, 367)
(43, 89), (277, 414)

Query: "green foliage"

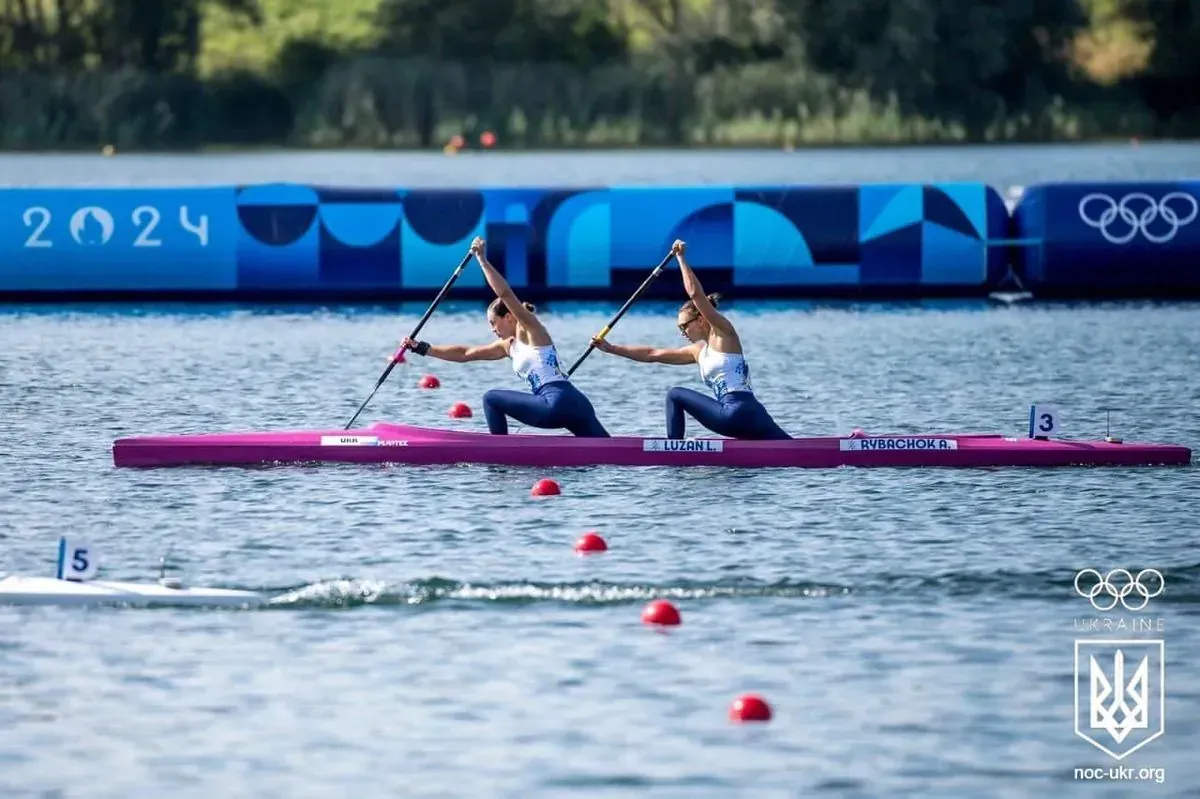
(0, 0), (1195, 150)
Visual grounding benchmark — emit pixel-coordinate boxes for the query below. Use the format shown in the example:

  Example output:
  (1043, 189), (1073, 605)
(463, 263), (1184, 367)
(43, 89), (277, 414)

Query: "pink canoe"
(111, 421), (1192, 469)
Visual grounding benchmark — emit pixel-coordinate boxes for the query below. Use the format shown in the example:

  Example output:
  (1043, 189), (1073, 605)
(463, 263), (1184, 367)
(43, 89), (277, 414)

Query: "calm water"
(1, 298), (1198, 798)
(0, 139), (1197, 192)
(2, 144), (1200, 797)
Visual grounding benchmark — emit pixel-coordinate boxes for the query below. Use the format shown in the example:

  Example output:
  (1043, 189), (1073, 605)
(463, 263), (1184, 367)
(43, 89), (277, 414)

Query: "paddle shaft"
(342, 252), (472, 429)
(565, 251), (673, 377)
(507, 251), (672, 436)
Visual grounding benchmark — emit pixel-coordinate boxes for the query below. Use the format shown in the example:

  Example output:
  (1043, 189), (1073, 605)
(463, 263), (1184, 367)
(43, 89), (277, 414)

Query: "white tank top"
(510, 338), (568, 392)
(698, 342), (753, 401)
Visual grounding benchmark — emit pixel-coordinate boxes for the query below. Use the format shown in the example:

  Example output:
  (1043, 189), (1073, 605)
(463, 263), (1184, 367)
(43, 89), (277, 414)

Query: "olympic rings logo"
(1074, 568), (1164, 612)
(1078, 192), (1198, 244)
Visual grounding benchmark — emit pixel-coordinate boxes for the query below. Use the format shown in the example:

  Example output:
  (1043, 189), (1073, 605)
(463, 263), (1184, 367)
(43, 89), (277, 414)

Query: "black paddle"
(565, 250), (674, 377)
(342, 251), (472, 429)
(507, 250), (673, 436)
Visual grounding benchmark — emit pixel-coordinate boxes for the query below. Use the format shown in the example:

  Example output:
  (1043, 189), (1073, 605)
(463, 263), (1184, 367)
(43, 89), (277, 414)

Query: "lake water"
(1, 139), (1196, 193)
(1, 143), (1198, 798)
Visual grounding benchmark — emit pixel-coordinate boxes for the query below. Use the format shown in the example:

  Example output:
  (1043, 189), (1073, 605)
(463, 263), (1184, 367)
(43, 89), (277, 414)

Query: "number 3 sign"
(1028, 404), (1060, 439)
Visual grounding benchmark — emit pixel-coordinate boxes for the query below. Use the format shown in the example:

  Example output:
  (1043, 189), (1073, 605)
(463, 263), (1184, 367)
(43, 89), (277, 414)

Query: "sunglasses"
(677, 315), (699, 333)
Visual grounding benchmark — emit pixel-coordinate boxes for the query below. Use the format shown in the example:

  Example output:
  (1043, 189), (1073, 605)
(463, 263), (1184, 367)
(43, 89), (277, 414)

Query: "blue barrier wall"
(1011, 182), (1200, 295)
(0, 180), (1196, 300)
(0, 183), (1011, 299)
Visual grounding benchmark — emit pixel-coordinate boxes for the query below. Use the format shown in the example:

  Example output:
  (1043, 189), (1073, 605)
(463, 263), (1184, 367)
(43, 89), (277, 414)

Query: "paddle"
(507, 250), (673, 436)
(565, 250), (674, 377)
(342, 251), (472, 429)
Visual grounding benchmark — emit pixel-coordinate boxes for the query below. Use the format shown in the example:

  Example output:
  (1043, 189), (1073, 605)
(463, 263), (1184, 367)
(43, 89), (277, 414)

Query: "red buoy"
(531, 478), (560, 496)
(575, 532), (607, 553)
(641, 599), (681, 626)
(418, 374), (441, 389)
(448, 402), (472, 418)
(729, 693), (772, 722)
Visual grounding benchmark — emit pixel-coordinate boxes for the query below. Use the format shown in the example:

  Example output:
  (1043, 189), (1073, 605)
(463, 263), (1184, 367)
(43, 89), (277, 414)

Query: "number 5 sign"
(56, 537), (99, 581)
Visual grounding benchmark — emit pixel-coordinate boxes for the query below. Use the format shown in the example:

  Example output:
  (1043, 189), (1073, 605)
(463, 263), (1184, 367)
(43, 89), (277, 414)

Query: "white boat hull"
(0, 576), (267, 608)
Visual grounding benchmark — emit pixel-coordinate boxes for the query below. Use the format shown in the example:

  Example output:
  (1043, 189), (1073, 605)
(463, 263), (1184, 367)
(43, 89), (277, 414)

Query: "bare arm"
(674, 241), (736, 339)
(471, 237), (551, 345)
(592, 339), (698, 365)
(428, 341), (510, 362)
(402, 336), (510, 362)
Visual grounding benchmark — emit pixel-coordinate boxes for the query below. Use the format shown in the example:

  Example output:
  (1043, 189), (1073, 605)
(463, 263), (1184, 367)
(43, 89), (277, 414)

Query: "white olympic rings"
(1078, 192), (1198, 244)
(1074, 568), (1165, 612)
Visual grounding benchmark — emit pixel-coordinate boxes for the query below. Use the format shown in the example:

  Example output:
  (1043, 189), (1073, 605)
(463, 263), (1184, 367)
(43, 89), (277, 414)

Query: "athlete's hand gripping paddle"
(342, 251), (472, 429)
(565, 249), (674, 377)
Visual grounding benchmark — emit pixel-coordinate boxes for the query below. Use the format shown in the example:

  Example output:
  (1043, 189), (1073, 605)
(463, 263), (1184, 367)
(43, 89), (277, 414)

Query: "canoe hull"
(111, 422), (1192, 469)
(0, 576), (266, 607)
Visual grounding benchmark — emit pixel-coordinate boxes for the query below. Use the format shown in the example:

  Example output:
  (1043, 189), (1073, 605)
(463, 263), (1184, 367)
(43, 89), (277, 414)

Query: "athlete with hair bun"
(402, 236), (610, 438)
(589, 239), (791, 440)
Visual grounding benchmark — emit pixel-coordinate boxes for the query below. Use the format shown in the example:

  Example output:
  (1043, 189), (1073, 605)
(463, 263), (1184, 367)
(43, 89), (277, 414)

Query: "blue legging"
(666, 387), (792, 440)
(483, 381), (611, 437)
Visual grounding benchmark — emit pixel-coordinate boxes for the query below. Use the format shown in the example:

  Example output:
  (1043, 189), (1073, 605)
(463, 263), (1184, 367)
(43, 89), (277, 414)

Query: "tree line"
(0, 0), (1196, 150)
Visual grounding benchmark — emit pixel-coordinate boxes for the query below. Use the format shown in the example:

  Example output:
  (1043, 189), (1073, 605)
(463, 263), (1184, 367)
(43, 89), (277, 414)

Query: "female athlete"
(401, 237), (610, 437)
(589, 239), (791, 440)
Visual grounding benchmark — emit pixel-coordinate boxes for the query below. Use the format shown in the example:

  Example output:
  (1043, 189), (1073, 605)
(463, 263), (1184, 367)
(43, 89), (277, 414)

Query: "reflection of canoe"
(0, 576), (267, 608)
(111, 421), (1192, 470)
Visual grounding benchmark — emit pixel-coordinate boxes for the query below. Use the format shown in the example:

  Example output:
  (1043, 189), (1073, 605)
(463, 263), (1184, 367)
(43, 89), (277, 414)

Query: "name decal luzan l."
(643, 439), (725, 453)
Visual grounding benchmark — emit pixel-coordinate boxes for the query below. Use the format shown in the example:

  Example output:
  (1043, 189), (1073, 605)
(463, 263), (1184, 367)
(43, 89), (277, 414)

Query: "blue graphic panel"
(861, 225), (923, 284)
(922, 222), (984, 284)
(10, 179), (1193, 298)
(861, 184), (922, 242)
(984, 186), (1012, 284)
(401, 190), (487, 289)
(236, 184), (319, 289)
(480, 188), (544, 287)
(1013, 182), (1200, 292)
(737, 187), (859, 266)
(549, 195), (614, 287)
(608, 187), (733, 270)
(732, 186), (859, 286)
(546, 191), (610, 287)
(317, 192), (403, 286)
(931, 183), (986, 238)
(0, 187), (238, 291)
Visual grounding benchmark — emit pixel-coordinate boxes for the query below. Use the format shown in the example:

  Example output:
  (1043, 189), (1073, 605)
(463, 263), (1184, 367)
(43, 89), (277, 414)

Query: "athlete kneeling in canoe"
(401, 237), (610, 438)
(590, 239), (791, 440)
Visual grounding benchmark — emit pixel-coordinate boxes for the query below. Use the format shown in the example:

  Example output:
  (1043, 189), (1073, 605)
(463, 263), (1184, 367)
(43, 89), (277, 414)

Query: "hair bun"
(522, 301), (537, 313)
(707, 292), (722, 307)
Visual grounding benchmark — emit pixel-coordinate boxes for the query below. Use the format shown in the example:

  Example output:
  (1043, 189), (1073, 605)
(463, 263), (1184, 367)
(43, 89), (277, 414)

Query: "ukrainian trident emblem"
(1074, 639), (1165, 760)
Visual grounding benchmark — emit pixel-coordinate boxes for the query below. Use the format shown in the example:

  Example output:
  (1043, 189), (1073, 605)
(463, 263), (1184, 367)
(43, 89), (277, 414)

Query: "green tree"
(781, 0), (1089, 139)
(1124, 0), (1200, 132)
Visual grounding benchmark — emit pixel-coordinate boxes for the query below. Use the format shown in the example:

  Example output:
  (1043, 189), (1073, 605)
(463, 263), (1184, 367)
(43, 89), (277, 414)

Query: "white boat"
(0, 538), (266, 608)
